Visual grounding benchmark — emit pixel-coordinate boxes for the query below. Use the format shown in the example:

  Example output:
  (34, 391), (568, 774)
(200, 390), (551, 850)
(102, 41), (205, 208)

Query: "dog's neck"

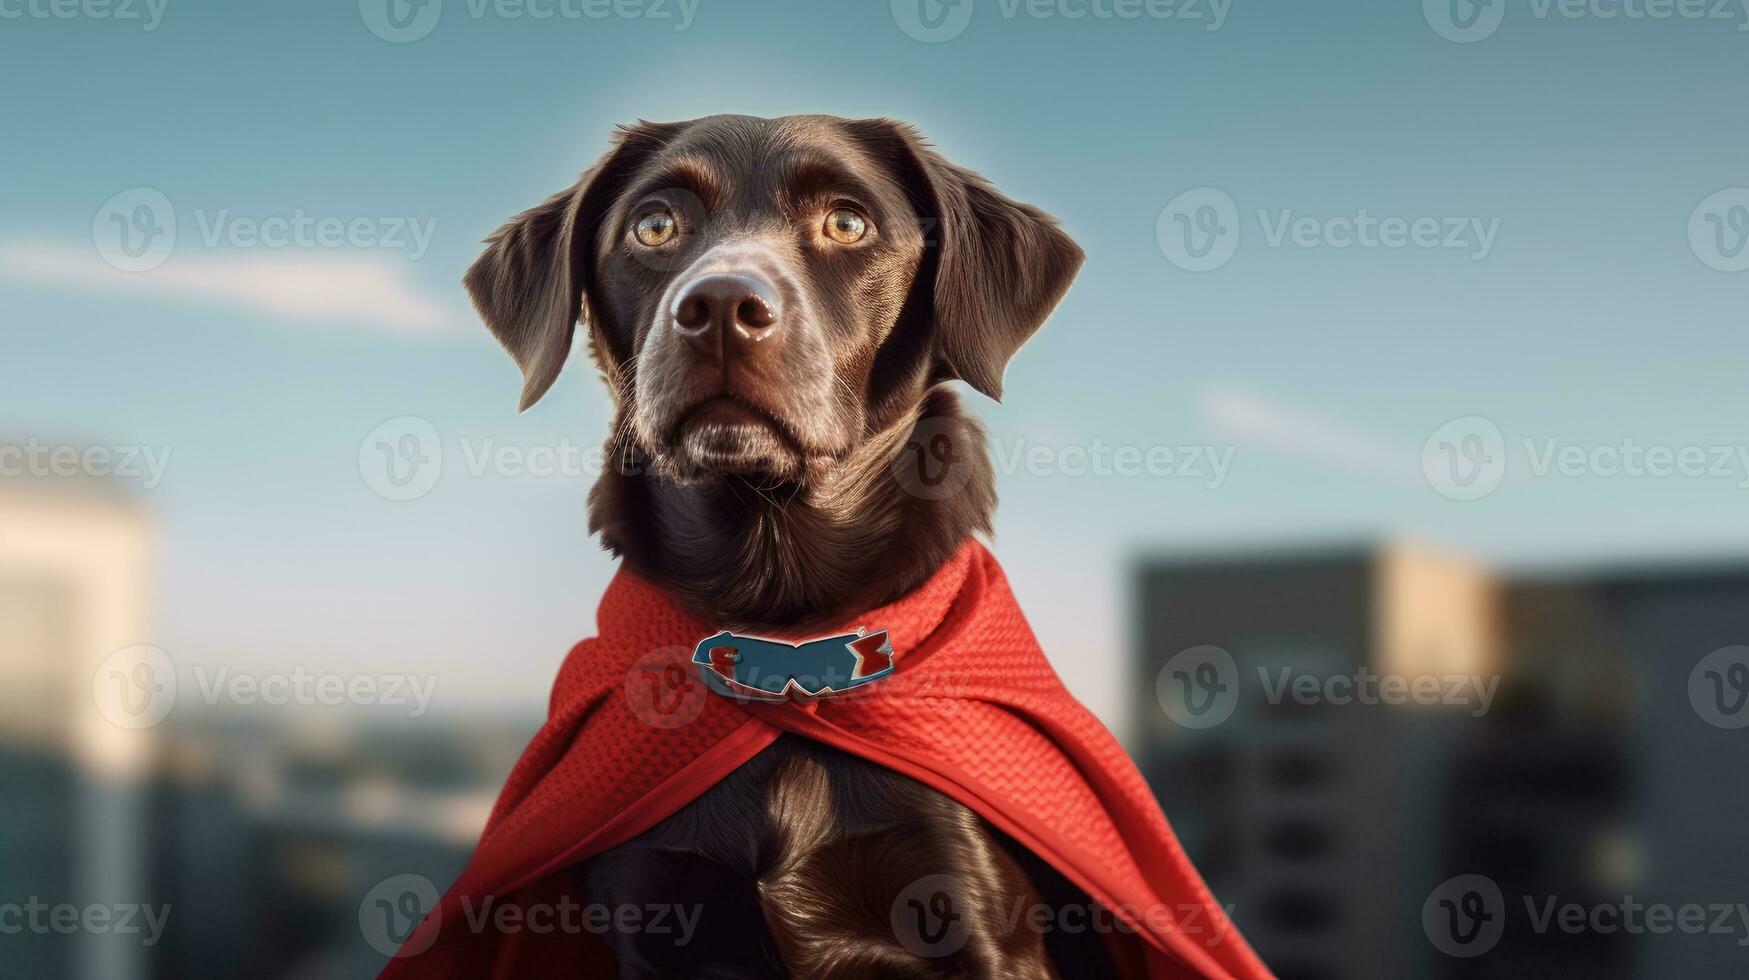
(589, 388), (994, 632)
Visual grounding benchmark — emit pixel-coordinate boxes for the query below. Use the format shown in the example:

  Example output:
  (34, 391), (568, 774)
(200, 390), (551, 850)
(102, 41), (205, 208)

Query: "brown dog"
(466, 114), (1095, 978)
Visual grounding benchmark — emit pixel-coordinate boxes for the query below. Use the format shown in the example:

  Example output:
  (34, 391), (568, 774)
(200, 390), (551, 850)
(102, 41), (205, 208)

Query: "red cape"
(382, 542), (1271, 979)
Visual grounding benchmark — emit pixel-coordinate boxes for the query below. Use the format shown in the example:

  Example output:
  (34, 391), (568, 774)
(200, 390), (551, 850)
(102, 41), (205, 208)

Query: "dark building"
(1130, 543), (1747, 980)
(1512, 566), (1749, 979)
(145, 715), (532, 979)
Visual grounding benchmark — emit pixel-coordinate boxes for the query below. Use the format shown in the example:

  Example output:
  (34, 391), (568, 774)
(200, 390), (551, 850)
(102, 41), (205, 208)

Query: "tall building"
(0, 478), (154, 980)
(0, 463), (535, 979)
(1504, 564), (1749, 979)
(1133, 542), (1656, 980)
(144, 715), (522, 979)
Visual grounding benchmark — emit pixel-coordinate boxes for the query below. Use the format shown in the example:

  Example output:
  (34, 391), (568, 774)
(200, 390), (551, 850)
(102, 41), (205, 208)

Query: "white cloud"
(0, 242), (456, 333)
(1200, 386), (1419, 484)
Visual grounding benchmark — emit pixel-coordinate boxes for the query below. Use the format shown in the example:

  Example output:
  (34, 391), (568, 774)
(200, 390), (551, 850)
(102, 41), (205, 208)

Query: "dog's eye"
(633, 210), (677, 247)
(823, 207), (868, 244)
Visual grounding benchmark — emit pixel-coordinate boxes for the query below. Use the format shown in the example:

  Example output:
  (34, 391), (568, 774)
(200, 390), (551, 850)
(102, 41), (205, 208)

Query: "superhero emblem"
(691, 628), (895, 701)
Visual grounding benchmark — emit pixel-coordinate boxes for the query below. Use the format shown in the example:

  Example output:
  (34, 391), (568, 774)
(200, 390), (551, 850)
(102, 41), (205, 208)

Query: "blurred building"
(144, 715), (529, 979)
(0, 470), (536, 980)
(0, 478), (154, 980)
(1134, 542), (1748, 980)
(1504, 564), (1749, 979)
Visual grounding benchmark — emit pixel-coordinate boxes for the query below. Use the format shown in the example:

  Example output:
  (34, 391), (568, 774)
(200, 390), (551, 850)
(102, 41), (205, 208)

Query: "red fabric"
(380, 542), (1271, 979)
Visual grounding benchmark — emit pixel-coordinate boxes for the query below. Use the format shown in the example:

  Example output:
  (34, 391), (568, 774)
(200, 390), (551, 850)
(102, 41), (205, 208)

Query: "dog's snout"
(671, 273), (782, 352)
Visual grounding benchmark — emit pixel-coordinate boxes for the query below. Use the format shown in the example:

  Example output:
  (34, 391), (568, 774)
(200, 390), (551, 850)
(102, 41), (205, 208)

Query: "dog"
(465, 114), (1097, 978)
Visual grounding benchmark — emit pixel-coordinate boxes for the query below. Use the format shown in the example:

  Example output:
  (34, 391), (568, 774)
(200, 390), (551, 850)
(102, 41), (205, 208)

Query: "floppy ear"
(464, 122), (679, 411)
(855, 120), (1084, 401)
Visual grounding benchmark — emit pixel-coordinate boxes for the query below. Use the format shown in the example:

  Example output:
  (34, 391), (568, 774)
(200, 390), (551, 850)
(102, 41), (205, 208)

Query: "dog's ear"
(464, 122), (680, 411)
(853, 120), (1084, 401)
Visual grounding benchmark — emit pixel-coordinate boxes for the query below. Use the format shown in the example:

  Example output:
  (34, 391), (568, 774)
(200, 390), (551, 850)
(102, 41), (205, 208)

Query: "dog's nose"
(671, 273), (782, 353)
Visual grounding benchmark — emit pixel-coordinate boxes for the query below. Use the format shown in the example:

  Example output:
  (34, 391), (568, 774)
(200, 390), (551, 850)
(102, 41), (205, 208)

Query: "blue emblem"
(692, 629), (895, 701)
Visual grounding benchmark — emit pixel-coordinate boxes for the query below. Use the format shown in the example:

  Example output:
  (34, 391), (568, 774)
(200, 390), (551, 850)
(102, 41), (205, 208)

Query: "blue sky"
(3, 0), (1746, 726)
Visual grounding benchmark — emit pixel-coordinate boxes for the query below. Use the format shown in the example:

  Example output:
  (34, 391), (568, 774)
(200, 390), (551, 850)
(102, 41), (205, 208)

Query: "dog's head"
(465, 114), (1081, 485)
